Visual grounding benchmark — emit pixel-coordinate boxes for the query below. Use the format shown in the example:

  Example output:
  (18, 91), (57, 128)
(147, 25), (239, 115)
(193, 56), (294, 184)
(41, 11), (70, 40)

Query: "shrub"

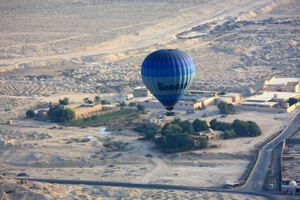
(224, 129), (236, 139)
(217, 101), (233, 114)
(192, 119), (209, 132)
(59, 97), (69, 105)
(26, 110), (35, 118)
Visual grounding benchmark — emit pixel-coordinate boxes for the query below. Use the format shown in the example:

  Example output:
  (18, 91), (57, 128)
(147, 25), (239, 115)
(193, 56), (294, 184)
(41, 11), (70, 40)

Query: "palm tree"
(83, 97), (89, 104)
(87, 100), (93, 105)
(128, 102), (136, 110)
(118, 102), (126, 111)
(94, 96), (101, 104)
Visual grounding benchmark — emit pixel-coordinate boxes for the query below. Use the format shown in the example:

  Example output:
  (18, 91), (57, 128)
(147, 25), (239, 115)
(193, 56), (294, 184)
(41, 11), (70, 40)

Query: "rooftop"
(134, 86), (148, 91)
(247, 92), (300, 102)
(267, 77), (300, 86)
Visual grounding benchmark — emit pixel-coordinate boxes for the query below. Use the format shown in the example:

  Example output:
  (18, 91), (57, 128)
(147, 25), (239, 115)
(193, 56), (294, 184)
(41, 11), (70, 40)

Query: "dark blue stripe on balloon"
(142, 58), (194, 70)
(154, 94), (185, 106)
(141, 66), (195, 77)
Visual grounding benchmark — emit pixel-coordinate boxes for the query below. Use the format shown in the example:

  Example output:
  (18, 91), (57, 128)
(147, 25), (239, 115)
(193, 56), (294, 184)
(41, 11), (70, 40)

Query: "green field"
(67, 110), (137, 127)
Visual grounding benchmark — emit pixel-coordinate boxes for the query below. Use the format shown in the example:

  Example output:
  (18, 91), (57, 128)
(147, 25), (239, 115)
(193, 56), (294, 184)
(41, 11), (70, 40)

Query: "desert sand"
(0, 0), (299, 199)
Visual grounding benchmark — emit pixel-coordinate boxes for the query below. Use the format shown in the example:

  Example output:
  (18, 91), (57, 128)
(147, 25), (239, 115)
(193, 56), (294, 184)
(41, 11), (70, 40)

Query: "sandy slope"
(0, 0), (299, 94)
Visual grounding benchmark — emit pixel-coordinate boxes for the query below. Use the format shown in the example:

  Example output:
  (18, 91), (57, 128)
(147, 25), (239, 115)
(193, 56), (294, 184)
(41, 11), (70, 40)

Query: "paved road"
(17, 178), (279, 200)
(242, 109), (300, 191)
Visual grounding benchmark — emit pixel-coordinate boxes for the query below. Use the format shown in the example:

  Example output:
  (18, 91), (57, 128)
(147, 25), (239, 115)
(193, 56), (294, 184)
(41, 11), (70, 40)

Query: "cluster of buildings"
(240, 77), (300, 112)
(134, 87), (240, 111)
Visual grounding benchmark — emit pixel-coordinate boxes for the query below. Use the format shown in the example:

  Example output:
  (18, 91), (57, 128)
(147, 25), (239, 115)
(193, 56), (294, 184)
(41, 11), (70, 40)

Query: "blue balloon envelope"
(141, 49), (195, 111)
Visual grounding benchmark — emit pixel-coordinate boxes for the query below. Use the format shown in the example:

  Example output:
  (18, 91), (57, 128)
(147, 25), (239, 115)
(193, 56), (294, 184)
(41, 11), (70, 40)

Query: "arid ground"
(0, 0), (299, 199)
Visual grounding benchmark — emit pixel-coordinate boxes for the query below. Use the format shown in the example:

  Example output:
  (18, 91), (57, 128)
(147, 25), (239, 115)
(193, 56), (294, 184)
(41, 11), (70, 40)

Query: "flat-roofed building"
(263, 77), (300, 92)
(65, 104), (103, 120)
(215, 93), (241, 104)
(247, 92), (300, 103)
(241, 101), (278, 108)
(133, 86), (151, 97)
(240, 92), (300, 111)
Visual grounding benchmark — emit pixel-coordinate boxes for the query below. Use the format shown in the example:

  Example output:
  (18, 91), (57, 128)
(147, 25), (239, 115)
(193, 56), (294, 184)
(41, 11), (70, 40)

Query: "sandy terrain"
(0, 102), (296, 199)
(0, 0), (299, 199)
(0, 0), (299, 94)
(0, 176), (268, 200)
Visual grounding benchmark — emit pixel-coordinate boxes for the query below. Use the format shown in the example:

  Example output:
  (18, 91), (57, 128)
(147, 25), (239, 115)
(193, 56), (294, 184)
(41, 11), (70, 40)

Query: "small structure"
(116, 94), (134, 102)
(194, 129), (223, 141)
(36, 110), (48, 120)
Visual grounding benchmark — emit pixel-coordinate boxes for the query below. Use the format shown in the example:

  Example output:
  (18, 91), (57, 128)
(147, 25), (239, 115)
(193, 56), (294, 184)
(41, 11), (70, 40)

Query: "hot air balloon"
(141, 49), (195, 111)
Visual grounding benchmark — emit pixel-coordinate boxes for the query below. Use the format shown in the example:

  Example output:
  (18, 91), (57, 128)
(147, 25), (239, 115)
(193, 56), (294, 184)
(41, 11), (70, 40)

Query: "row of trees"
(83, 96), (110, 105)
(57, 96), (112, 106)
(118, 102), (145, 113)
(210, 119), (261, 139)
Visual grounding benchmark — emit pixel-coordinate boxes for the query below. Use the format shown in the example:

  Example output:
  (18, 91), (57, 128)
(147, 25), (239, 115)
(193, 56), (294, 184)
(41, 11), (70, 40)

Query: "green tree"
(136, 104), (145, 113)
(287, 98), (300, 106)
(217, 102), (228, 114)
(101, 99), (110, 105)
(118, 102), (126, 111)
(128, 102), (136, 110)
(48, 105), (64, 122)
(59, 97), (69, 105)
(161, 123), (171, 135)
(94, 96), (101, 104)
(87, 100), (93, 105)
(192, 119), (209, 132)
(209, 119), (218, 129)
(218, 91), (226, 95)
(172, 118), (181, 125)
(161, 124), (182, 136)
(233, 119), (249, 137)
(61, 108), (75, 122)
(83, 98), (89, 104)
(247, 121), (262, 137)
(209, 119), (232, 131)
(179, 120), (194, 134)
(224, 129), (236, 139)
(195, 136), (208, 148)
(26, 110), (35, 118)
(48, 105), (75, 122)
